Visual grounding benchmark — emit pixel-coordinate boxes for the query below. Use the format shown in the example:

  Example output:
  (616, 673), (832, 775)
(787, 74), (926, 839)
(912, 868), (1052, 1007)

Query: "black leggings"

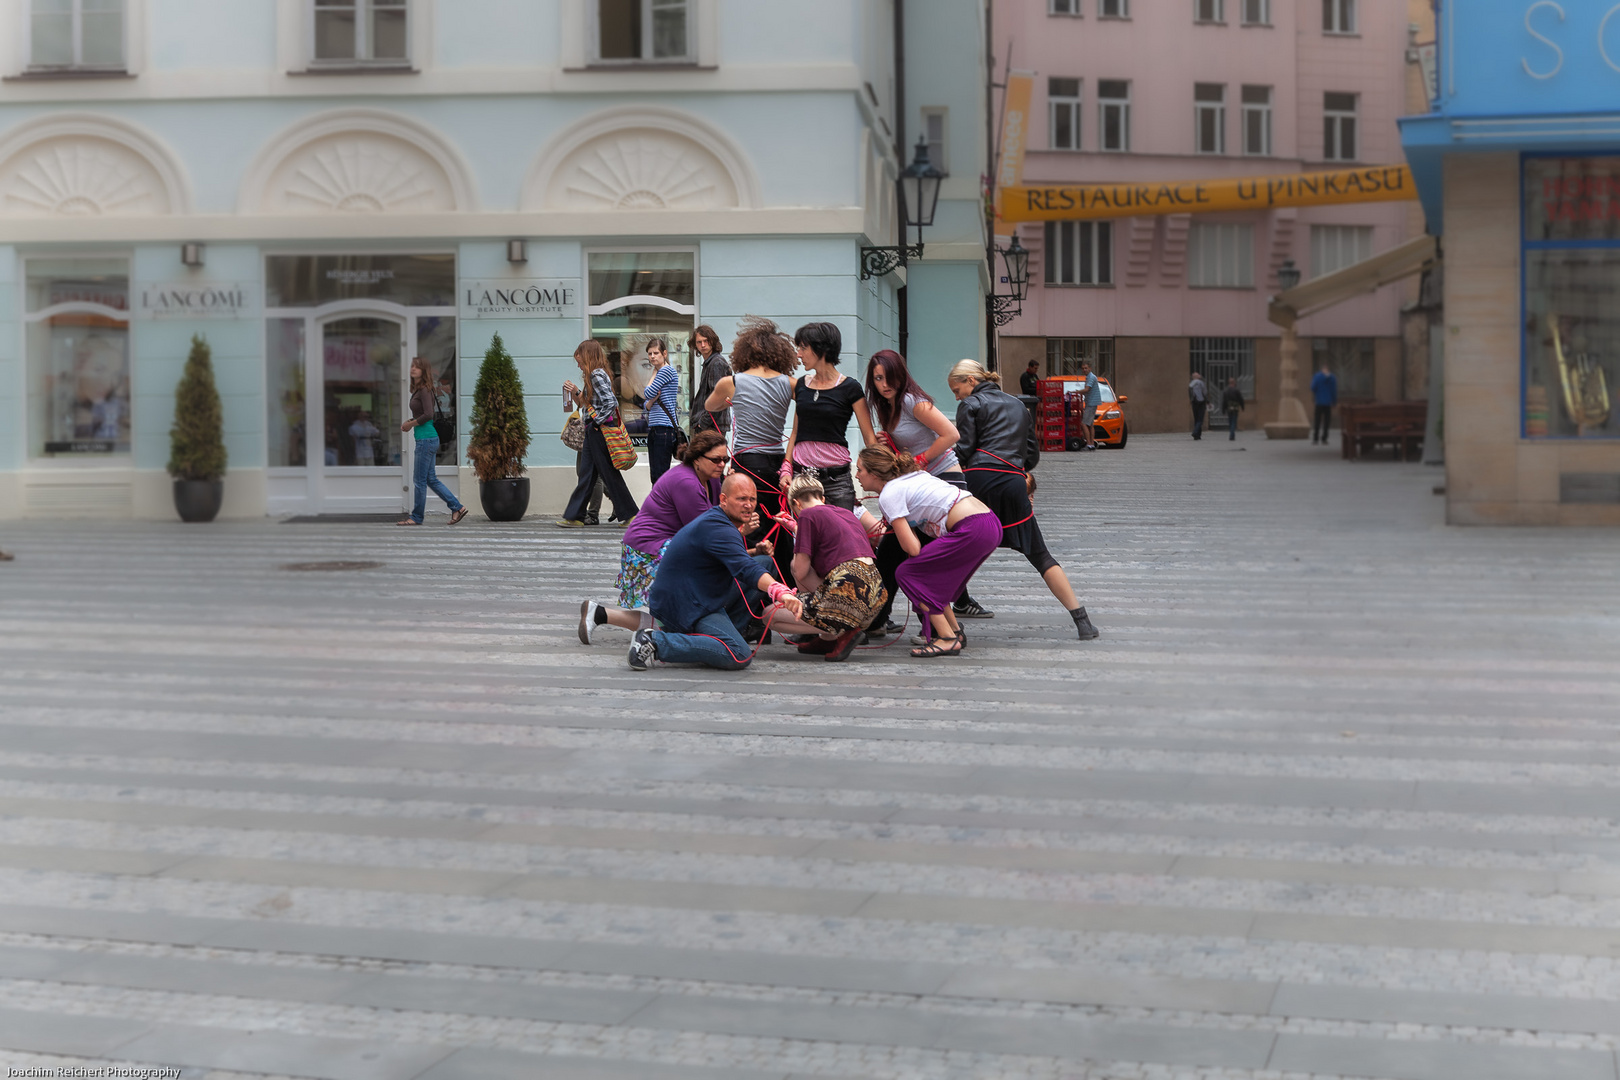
(734, 450), (795, 586)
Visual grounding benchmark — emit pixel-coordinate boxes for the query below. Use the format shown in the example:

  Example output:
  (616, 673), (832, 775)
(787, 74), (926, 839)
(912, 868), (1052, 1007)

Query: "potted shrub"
(466, 332), (531, 521)
(168, 333), (228, 522)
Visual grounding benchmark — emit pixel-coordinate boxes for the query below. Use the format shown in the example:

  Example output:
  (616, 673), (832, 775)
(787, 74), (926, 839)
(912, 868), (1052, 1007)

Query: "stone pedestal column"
(1265, 323), (1311, 439)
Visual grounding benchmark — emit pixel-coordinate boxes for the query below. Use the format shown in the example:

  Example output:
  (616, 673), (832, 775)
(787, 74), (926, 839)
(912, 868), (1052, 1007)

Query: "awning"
(1267, 234), (1439, 329)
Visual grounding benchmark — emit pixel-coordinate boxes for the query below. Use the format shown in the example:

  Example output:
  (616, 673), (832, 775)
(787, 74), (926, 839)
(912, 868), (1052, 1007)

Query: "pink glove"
(766, 581), (796, 605)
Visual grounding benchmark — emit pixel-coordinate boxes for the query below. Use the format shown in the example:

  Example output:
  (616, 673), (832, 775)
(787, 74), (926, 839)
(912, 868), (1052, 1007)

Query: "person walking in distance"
(780, 322), (877, 511)
(1019, 359), (1041, 397)
(397, 357), (468, 526)
(1311, 362), (1338, 445)
(1222, 377), (1246, 441)
(1079, 360), (1102, 450)
(705, 316), (799, 580)
(1188, 370), (1208, 440)
(627, 474), (797, 672)
(949, 360), (1099, 641)
(579, 429), (735, 644)
(689, 325), (731, 435)
(642, 337), (681, 483)
(558, 339), (638, 528)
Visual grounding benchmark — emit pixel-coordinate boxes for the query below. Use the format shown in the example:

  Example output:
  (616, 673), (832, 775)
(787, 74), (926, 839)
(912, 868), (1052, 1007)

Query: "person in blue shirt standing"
(1310, 363), (1338, 445)
(1079, 361), (1102, 450)
(642, 337), (681, 483)
(629, 473), (799, 671)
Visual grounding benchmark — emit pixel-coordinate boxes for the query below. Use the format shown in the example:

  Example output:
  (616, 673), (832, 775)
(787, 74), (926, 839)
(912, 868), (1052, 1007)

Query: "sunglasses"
(704, 454), (731, 465)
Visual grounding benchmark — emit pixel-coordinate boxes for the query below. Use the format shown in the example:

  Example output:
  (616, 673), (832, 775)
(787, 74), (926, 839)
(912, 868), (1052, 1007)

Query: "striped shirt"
(645, 364), (680, 428)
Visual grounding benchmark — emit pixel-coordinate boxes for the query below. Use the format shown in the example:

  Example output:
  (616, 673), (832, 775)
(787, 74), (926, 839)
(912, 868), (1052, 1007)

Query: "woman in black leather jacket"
(949, 360), (1099, 640)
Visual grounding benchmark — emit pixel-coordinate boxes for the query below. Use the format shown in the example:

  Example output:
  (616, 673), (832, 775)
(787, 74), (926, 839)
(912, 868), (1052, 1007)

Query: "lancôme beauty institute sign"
(461, 279), (581, 319)
(136, 282), (255, 319)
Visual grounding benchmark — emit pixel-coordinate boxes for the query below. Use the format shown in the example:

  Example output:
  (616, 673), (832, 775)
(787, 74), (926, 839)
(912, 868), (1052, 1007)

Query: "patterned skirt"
(801, 559), (888, 634)
(616, 540), (669, 609)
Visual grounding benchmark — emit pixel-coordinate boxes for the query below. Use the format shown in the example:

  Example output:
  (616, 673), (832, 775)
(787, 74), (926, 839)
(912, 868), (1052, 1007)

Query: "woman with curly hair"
(578, 429), (736, 643)
(854, 445), (1001, 658)
(704, 316), (798, 579)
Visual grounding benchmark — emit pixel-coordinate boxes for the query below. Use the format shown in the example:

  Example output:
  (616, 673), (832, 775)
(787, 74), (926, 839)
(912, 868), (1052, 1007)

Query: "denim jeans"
(649, 556), (772, 670)
(648, 426), (678, 484)
(411, 437), (463, 523)
(1227, 411), (1239, 439)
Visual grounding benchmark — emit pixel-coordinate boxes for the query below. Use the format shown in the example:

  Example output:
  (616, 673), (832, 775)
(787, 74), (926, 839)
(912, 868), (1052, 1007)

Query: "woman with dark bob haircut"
(778, 322), (876, 510)
(579, 428), (736, 643)
(704, 316), (799, 580)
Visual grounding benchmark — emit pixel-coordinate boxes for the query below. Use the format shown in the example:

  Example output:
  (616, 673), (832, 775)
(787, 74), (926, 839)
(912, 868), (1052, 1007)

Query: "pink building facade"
(994, 0), (1419, 434)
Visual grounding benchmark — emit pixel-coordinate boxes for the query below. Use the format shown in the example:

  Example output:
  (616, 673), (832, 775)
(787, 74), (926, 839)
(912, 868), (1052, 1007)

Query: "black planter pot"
(479, 477), (530, 521)
(173, 479), (224, 523)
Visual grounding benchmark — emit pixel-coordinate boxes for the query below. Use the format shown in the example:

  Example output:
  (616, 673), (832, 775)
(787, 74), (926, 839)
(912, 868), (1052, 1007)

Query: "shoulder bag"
(600, 415), (638, 470)
(560, 412), (586, 451)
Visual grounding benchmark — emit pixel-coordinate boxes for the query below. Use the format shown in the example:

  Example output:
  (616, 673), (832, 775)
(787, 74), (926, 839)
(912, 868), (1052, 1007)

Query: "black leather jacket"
(955, 380), (1040, 472)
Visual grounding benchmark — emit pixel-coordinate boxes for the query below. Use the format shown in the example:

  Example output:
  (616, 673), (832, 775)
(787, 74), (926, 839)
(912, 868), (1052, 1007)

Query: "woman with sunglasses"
(580, 430), (765, 641)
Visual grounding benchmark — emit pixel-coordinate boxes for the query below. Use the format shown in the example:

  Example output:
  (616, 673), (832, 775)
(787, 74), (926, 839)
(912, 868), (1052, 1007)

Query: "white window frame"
(1098, 0), (1129, 17)
(1048, 78), (1081, 151)
(1098, 80), (1131, 152)
(1194, 83), (1225, 155)
(21, 252), (135, 463)
(592, 0), (694, 64)
(1323, 91), (1358, 161)
(1241, 0), (1269, 25)
(1241, 85), (1271, 156)
(25, 0), (128, 72)
(1044, 221), (1114, 286)
(1310, 225), (1374, 278)
(1194, 0), (1224, 24)
(1048, 0), (1081, 15)
(1187, 223), (1254, 288)
(1323, 0), (1357, 34)
(921, 106), (949, 176)
(307, 0), (412, 68)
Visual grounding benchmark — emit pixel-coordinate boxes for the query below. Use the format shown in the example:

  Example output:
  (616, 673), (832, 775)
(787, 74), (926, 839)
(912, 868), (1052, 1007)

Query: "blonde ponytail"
(948, 359), (1001, 387)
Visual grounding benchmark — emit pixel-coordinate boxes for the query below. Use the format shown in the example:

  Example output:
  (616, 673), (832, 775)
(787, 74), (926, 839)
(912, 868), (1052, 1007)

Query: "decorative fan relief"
(548, 130), (738, 211)
(0, 137), (169, 217)
(262, 134), (456, 214)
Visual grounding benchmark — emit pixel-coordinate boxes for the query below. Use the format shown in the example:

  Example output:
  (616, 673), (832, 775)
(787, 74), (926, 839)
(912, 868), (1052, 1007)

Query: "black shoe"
(1071, 606), (1100, 640)
(866, 620), (904, 637)
(743, 618), (765, 644)
(582, 515), (601, 526)
(953, 598), (995, 619)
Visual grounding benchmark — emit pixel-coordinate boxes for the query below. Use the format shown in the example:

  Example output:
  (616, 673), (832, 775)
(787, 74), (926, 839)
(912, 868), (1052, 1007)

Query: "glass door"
(317, 314), (408, 512)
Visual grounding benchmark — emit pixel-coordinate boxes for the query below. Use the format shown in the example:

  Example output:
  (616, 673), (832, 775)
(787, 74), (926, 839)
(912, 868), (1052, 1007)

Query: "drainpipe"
(894, 0), (908, 358)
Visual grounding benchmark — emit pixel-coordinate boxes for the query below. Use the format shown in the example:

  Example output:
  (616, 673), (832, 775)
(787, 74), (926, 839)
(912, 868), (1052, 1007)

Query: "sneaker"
(866, 620), (903, 637)
(953, 598), (995, 619)
(578, 600), (607, 645)
(582, 515), (600, 526)
(628, 628), (656, 670)
(1072, 606), (1100, 641)
(555, 519), (585, 529)
(607, 515), (634, 528)
(824, 628), (863, 662)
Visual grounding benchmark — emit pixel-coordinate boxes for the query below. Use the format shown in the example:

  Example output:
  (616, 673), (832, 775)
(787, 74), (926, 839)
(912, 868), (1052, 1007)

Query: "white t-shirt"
(877, 470), (961, 537)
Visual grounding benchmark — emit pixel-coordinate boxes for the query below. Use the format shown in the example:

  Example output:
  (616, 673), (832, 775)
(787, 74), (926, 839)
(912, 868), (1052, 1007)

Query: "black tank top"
(794, 375), (864, 446)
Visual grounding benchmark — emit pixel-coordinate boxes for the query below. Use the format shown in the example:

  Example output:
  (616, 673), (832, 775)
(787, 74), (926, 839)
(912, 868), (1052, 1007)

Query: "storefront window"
(265, 254), (455, 308)
(267, 318), (306, 467)
(24, 258), (131, 457)
(1523, 156), (1619, 438)
(587, 251), (696, 424)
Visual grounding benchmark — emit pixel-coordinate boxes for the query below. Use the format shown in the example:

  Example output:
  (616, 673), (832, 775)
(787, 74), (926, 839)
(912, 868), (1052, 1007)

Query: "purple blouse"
(623, 462), (716, 555)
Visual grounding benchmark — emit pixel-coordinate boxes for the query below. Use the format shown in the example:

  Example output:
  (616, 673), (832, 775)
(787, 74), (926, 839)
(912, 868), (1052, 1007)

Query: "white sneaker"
(628, 628), (656, 670)
(579, 600), (606, 645)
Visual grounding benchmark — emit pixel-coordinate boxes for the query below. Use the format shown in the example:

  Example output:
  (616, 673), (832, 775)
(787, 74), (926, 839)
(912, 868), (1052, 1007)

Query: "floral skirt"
(616, 540), (669, 609)
(801, 559), (887, 633)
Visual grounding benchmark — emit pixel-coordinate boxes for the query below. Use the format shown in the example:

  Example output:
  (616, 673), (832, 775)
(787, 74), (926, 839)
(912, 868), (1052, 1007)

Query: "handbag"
(560, 412), (586, 451)
(601, 417), (638, 470)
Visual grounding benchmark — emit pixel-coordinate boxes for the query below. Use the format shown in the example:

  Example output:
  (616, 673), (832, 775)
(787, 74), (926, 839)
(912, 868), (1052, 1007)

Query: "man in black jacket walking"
(1221, 377), (1245, 441)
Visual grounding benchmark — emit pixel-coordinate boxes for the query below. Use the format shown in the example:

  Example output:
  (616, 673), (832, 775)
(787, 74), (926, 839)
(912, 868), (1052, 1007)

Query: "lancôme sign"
(461, 279), (580, 319)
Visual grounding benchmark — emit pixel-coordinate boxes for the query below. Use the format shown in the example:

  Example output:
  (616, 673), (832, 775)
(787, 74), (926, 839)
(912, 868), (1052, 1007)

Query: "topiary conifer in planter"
(465, 332), (532, 521)
(168, 333), (228, 522)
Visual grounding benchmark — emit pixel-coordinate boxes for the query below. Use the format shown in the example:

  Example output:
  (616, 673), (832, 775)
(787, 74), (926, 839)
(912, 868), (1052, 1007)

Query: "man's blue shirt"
(649, 506), (759, 629)
(1311, 371), (1338, 406)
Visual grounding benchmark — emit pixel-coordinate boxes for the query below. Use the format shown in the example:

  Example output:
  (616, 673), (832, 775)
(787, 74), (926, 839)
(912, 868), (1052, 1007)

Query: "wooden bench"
(1340, 402), (1427, 461)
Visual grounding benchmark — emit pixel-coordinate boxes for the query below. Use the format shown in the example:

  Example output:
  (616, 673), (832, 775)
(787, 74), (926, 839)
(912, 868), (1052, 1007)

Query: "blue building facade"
(0, 0), (988, 519)
(1401, 0), (1620, 523)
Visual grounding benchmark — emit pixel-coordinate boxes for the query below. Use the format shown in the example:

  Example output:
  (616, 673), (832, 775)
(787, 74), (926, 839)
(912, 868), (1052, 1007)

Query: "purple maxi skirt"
(894, 512), (1003, 616)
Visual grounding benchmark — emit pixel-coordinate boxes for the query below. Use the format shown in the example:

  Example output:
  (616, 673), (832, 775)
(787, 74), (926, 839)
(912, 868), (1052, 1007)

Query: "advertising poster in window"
(1523, 157), (1618, 439)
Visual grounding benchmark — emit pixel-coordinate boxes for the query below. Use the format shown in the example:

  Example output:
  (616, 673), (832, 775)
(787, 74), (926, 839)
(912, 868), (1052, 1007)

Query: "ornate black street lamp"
(860, 136), (945, 279)
(986, 234), (1030, 327)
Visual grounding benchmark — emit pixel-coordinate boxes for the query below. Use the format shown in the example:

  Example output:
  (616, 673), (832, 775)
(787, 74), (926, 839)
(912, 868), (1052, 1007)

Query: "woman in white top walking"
(854, 445), (1001, 658)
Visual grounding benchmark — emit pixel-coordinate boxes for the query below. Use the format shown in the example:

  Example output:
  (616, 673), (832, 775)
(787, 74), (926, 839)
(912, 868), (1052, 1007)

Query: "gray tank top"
(890, 393), (960, 475)
(729, 372), (794, 452)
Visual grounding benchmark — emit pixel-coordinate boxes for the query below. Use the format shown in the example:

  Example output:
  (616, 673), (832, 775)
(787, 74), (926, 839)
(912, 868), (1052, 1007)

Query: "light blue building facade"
(0, 0), (987, 519)
(1400, 0), (1620, 523)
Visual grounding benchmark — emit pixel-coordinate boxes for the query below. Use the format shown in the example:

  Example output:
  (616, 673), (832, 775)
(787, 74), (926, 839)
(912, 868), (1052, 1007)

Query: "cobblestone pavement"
(1, 431), (1618, 1080)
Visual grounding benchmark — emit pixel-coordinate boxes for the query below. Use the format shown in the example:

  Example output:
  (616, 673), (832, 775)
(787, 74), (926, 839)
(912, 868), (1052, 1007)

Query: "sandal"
(395, 518), (419, 526)
(910, 635), (961, 659)
(449, 507), (469, 525)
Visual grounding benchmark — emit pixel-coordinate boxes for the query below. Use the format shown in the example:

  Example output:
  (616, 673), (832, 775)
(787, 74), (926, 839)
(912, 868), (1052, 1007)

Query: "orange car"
(1059, 376), (1129, 450)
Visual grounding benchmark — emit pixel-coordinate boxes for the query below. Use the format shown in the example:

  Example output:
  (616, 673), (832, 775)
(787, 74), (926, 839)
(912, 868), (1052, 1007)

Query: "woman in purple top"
(579, 430), (733, 642)
(762, 473), (887, 663)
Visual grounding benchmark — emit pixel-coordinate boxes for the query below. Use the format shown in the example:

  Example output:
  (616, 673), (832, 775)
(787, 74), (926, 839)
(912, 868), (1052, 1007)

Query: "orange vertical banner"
(994, 71), (1035, 218)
